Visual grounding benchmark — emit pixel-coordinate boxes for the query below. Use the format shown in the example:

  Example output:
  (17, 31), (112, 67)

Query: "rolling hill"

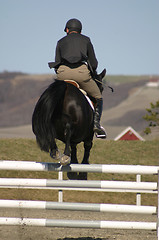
(0, 71), (158, 139)
(0, 72), (54, 127)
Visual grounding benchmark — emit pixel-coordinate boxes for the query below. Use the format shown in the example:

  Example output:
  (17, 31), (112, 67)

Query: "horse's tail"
(32, 81), (67, 152)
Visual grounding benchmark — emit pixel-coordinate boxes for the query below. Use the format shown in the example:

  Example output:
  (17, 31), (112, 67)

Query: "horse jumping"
(32, 70), (106, 179)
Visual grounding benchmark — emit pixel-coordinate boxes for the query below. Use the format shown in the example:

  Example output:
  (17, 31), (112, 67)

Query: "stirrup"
(94, 126), (107, 139)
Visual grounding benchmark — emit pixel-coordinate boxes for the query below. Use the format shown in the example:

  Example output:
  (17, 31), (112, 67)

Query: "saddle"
(64, 80), (87, 95)
(64, 80), (94, 110)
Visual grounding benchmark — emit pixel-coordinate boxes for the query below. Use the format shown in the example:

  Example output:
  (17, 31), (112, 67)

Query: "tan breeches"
(56, 64), (102, 99)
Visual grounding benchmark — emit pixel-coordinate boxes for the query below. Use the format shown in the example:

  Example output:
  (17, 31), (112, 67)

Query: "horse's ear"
(100, 68), (106, 79)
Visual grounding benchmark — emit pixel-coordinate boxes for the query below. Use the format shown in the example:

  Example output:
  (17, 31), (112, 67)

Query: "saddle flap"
(64, 80), (80, 88)
(64, 80), (87, 96)
(64, 79), (93, 109)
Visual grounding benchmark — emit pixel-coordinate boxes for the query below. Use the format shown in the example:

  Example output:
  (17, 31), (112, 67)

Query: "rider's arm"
(55, 41), (61, 64)
(87, 39), (98, 71)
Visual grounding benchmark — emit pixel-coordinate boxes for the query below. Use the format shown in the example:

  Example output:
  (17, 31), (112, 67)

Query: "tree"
(143, 100), (159, 134)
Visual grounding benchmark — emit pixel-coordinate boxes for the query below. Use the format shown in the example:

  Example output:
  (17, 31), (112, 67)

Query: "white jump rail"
(0, 200), (156, 214)
(0, 160), (159, 174)
(0, 160), (158, 238)
(0, 217), (156, 230)
(0, 178), (157, 192)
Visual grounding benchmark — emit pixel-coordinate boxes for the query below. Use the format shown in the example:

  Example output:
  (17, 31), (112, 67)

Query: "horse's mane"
(32, 80), (67, 151)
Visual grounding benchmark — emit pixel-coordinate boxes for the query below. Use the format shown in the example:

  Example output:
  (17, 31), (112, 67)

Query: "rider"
(49, 18), (106, 138)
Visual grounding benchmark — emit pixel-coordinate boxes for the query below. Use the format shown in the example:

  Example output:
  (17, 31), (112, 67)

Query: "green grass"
(0, 139), (158, 205)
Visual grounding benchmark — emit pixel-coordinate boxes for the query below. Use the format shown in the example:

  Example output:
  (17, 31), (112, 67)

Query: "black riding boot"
(93, 98), (107, 138)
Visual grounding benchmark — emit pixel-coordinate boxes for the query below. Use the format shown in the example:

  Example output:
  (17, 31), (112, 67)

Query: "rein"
(95, 78), (114, 92)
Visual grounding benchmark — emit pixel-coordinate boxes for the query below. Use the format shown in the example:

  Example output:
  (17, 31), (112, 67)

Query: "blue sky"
(0, 0), (159, 75)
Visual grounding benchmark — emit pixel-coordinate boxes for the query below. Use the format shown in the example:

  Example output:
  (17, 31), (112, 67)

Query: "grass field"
(0, 139), (158, 206)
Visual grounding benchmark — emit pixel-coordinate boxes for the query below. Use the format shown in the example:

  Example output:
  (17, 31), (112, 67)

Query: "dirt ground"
(0, 208), (157, 240)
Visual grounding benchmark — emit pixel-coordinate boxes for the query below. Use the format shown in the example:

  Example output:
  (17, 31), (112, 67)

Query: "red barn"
(146, 78), (159, 87)
(114, 126), (145, 141)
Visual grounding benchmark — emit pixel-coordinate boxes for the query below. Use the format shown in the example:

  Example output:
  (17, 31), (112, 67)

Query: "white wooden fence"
(0, 160), (158, 238)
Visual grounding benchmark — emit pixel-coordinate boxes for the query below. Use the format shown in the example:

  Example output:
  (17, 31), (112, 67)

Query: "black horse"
(32, 69), (106, 179)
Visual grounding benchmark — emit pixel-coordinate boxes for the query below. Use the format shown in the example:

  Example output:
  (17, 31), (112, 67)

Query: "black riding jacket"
(55, 32), (98, 71)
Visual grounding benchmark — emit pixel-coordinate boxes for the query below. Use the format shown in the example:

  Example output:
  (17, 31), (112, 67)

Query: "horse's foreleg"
(60, 123), (71, 166)
(78, 140), (93, 180)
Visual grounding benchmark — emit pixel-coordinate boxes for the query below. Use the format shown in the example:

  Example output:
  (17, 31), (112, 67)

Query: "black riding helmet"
(64, 18), (82, 33)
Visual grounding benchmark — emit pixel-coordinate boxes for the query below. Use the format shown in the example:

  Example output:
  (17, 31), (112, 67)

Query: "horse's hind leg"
(67, 143), (78, 180)
(82, 141), (93, 164)
(78, 140), (93, 180)
(60, 123), (71, 166)
(50, 140), (61, 160)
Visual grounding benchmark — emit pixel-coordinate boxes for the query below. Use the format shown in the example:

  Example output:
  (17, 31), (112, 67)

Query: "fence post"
(136, 174), (141, 206)
(58, 171), (63, 202)
(157, 170), (159, 240)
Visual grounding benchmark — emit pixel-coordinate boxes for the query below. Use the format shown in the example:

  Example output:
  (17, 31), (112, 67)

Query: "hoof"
(50, 150), (61, 160)
(67, 172), (78, 180)
(78, 172), (87, 180)
(60, 154), (71, 166)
